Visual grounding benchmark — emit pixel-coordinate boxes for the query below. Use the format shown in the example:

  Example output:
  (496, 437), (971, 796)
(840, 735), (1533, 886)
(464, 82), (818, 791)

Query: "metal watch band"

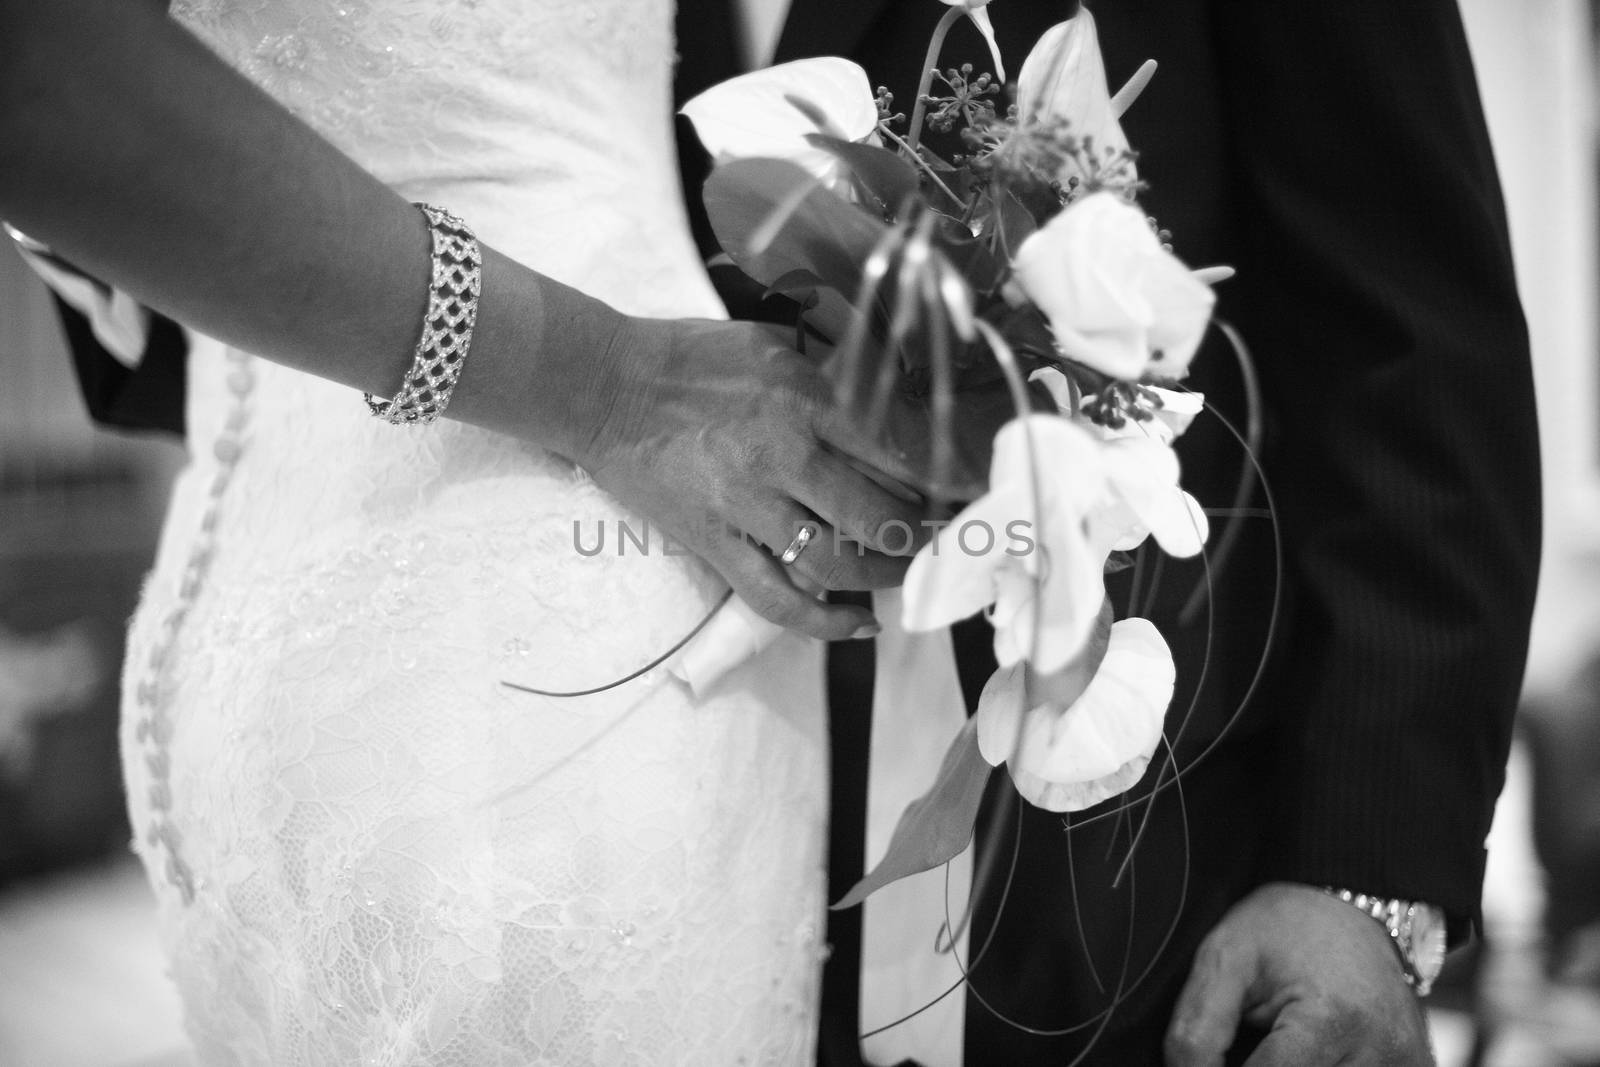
(1323, 887), (1446, 997)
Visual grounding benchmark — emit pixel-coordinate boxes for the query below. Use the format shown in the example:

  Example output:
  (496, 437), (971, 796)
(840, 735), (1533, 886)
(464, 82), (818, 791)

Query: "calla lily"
(976, 617), (1173, 812)
(680, 58), (880, 187)
(902, 414), (1107, 674)
(1015, 8), (1131, 189)
(939, 0), (1007, 83)
(1013, 192), (1215, 380)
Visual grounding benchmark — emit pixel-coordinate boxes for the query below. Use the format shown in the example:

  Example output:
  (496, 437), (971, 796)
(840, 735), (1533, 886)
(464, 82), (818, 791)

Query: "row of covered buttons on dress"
(130, 351), (255, 906)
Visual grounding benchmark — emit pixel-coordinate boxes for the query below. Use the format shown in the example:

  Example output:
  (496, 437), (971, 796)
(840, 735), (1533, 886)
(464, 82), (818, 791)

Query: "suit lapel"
(773, 0), (895, 63)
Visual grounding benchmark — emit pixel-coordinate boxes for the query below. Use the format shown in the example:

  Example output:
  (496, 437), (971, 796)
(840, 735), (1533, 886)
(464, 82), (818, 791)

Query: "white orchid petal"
(990, 416), (1110, 671)
(1167, 492), (1210, 557)
(989, 414), (1103, 504)
(1010, 755), (1152, 813)
(1028, 619), (1172, 780)
(975, 661), (1026, 766)
(1100, 438), (1208, 558)
(987, 567), (1036, 668)
(1009, 618), (1173, 812)
(1108, 520), (1151, 553)
(1031, 532), (1106, 672)
(901, 483), (1030, 631)
(1149, 387), (1204, 442)
(1028, 366), (1072, 414)
(909, 416), (1112, 669)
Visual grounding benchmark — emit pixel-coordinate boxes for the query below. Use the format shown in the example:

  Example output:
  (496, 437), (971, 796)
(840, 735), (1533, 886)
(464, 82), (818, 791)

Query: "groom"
(674, 1), (1539, 1065)
(39, 0), (1537, 1062)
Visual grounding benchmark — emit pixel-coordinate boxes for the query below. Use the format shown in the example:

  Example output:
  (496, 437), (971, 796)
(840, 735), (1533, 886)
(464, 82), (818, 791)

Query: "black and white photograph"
(2, 0), (1598, 1064)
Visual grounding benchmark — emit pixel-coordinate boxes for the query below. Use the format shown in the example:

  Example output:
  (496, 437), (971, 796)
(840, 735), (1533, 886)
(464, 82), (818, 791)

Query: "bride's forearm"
(0, 0), (616, 458)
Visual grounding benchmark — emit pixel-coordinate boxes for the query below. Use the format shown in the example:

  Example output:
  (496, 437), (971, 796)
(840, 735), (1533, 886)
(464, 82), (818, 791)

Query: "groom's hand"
(570, 316), (934, 641)
(1164, 883), (1434, 1067)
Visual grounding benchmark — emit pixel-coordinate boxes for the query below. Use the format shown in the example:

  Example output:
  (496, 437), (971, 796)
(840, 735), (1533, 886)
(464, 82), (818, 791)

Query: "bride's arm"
(0, 0), (917, 640)
(0, 0), (451, 409)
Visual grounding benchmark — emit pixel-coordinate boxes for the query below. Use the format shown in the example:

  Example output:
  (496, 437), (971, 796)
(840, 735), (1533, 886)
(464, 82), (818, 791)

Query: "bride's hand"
(565, 317), (932, 642)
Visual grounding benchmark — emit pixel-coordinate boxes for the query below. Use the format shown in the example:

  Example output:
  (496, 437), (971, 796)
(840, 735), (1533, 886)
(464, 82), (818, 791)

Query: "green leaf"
(802, 289), (866, 345)
(762, 268), (829, 300)
(990, 189), (1040, 261)
(931, 221), (1005, 293)
(803, 134), (921, 219)
(831, 718), (993, 911)
(917, 144), (959, 174)
(1011, 176), (1065, 229)
(758, 269), (864, 345)
(702, 158), (890, 300)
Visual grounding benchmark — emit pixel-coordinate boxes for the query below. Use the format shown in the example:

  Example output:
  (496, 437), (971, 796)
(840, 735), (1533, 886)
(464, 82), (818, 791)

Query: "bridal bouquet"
(681, 2), (1225, 906)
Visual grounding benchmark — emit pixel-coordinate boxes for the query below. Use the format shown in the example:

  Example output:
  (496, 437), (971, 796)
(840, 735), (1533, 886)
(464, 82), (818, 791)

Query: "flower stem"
(906, 7), (966, 156)
(876, 123), (963, 209)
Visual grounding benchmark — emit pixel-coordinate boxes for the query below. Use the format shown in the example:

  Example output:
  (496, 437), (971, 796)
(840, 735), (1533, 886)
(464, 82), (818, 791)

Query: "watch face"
(1407, 904), (1448, 982)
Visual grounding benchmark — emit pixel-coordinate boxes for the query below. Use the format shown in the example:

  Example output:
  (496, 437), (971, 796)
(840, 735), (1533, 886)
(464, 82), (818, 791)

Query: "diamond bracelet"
(364, 203), (482, 425)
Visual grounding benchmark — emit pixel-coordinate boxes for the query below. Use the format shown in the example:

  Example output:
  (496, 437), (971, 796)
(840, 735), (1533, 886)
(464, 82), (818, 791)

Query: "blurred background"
(5, 2), (1600, 1065)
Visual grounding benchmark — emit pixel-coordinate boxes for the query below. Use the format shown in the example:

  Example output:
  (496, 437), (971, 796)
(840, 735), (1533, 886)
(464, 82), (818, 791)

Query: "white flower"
(1091, 436), (1209, 558)
(1022, 368), (1209, 558)
(1012, 192), (1215, 380)
(976, 617), (1174, 812)
(1029, 367), (1205, 447)
(1015, 7), (1130, 188)
(679, 58), (880, 187)
(902, 415), (1107, 674)
(939, 0), (1006, 83)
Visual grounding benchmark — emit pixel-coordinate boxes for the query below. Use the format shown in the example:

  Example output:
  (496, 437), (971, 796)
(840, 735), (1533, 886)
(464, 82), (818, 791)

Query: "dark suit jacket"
(678, 0), (1538, 1061)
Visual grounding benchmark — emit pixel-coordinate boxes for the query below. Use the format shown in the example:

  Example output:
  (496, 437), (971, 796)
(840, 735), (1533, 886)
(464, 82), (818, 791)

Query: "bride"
(0, 0), (933, 1062)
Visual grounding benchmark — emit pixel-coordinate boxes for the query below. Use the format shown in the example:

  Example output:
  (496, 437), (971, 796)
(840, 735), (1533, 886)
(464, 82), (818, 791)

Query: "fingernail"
(850, 623), (881, 640)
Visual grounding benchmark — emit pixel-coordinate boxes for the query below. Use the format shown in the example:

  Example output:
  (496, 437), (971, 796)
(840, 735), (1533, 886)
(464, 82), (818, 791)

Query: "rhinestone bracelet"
(364, 203), (482, 424)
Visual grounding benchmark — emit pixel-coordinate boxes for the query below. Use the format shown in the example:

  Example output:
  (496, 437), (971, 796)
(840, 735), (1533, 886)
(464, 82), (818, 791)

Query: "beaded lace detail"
(122, 3), (830, 1064)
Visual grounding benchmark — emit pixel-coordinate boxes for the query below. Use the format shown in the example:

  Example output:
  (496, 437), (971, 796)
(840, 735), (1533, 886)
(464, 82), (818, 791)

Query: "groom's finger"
(1164, 935), (1253, 1067)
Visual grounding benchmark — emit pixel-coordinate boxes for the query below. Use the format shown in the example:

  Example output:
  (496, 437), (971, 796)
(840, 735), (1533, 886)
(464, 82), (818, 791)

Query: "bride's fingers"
(703, 538), (878, 642)
(753, 507), (909, 592)
(787, 449), (932, 558)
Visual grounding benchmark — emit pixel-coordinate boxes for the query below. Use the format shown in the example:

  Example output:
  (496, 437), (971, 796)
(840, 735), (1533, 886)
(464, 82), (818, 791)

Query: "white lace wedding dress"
(121, 2), (830, 1063)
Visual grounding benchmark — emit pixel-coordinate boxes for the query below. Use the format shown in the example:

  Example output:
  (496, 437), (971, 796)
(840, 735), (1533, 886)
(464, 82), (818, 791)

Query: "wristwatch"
(1324, 888), (1448, 996)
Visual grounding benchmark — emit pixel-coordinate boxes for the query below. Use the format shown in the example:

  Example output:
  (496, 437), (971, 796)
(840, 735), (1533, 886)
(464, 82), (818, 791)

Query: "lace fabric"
(122, 3), (830, 1063)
